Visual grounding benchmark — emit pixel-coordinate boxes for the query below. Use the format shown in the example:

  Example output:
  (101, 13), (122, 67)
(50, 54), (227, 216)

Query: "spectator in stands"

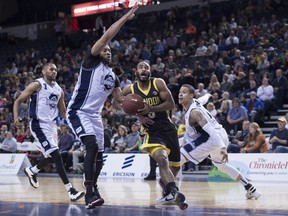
(256, 53), (270, 74)
(217, 32), (227, 51)
(0, 124), (8, 136)
(220, 73), (233, 92)
(152, 39), (165, 59)
(141, 45), (152, 62)
(232, 49), (245, 71)
(206, 102), (217, 117)
(211, 92), (221, 110)
(165, 31), (178, 51)
(111, 125), (127, 153)
(256, 77), (274, 120)
(216, 99), (230, 131)
(268, 117), (288, 153)
(193, 61), (205, 87)
(215, 58), (226, 82)
(207, 75), (220, 92)
(58, 125), (74, 171)
(241, 122), (268, 153)
(15, 128), (25, 143)
(123, 121), (141, 153)
(227, 120), (250, 153)
(103, 118), (112, 152)
(152, 57), (165, 78)
(227, 97), (248, 133)
(195, 83), (207, 98)
(67, 140), (85, 174)
(120, 74), (132, 90)
(179, 41), (190, 57)
(22, 128), (34, 142)
(231, 71), (247, 98)
(225, 30), (239, 49)
(195, 40), (208, 57)
(206, 38), (218, 56)
(244, 91), (264, 124)
(9, 63), (18, 75)
(176, 67), (194, 87)
(241, 80), (258, 99)
(255, 46), (267, 66)
(209, 82), (223, 100)
(272, 69), (288, 108)
(0, 131), (17, 153)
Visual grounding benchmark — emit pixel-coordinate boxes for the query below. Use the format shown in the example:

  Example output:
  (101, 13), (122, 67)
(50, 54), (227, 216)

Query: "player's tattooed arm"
(189, 109), (208, 127)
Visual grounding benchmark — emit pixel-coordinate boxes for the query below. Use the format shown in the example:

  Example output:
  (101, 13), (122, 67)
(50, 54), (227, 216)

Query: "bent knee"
(156, 155), (169, 168)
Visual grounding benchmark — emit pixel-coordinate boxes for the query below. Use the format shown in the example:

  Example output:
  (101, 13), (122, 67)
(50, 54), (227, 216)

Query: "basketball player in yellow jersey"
(122, 61), (187, 210)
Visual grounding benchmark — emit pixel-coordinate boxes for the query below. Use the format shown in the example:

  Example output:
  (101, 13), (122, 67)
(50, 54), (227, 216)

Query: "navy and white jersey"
(29, 78), (62, 122)
(67, 52), (120, 116)
(184, 98), (222, 144)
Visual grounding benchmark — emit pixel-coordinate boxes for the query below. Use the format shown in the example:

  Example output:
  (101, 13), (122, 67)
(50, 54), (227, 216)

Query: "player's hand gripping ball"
(122, 94), (144, 115)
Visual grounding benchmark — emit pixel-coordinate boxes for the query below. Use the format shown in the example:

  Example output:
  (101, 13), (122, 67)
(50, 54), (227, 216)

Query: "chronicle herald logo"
(122, 155), (135, 169)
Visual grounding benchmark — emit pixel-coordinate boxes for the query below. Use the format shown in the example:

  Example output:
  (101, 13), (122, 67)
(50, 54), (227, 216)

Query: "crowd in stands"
(1, 0), (288, 172)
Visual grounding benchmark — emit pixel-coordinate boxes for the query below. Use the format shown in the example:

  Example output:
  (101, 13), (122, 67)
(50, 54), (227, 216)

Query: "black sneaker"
(144, 174), (156, 180)
(24, 167), (39, 188)
(93, 186), (104, 201)
(85, 192), (105, 209)
(68, 187), (85, 202)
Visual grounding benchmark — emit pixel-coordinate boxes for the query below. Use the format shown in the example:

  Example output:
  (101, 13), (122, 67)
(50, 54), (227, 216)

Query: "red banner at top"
(72, 0), (151, 17)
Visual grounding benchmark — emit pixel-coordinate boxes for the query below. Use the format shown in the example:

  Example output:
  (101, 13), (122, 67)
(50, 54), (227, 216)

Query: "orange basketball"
(122, 94), (144, 115)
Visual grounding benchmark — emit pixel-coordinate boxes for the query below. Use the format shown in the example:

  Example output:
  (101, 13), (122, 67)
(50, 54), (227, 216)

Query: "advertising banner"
(0, 154), (31, 175)
(208, 154), (288, 182)
(100, 153), (153, 178)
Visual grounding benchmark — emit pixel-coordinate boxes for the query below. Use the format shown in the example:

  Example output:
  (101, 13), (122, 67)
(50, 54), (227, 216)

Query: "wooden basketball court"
(0, 174), (287, 215)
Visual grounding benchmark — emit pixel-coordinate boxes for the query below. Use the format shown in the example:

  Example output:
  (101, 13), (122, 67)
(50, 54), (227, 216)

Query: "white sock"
(31, 166), (40, 174)
(65, 183), (73, 192)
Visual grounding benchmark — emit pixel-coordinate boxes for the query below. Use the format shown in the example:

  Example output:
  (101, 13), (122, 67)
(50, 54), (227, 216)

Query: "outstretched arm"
(91, 4), (138, 56)
(197, 93), (212, 105)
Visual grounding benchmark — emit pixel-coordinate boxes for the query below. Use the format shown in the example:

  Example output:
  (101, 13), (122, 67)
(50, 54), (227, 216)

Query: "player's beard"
(136, 73), (150, 83)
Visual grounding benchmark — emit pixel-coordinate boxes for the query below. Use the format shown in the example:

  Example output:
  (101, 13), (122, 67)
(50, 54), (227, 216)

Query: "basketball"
(122, 94), (144, 115)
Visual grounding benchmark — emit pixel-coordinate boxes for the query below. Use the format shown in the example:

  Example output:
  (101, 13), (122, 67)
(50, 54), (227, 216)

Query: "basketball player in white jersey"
(13, 63), (85, 202)
(66, 4), (138, 209)
(178, 84), (261, 199)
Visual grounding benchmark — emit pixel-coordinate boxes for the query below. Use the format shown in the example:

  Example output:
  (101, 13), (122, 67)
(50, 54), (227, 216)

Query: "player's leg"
(81, 135), (101, 209)
(152, 148), (177, 203)
(92, 151), (105, 206)
(24, 156), (53, 188)
(67, 113), (101, 208)
(210, 129), (261, 199)
(160, 133), (182, 196)
(152, 148), (187, 209)
(90, 119), (105, 206)
(25, 120), (57, 188)
(50, 149), (85, 201)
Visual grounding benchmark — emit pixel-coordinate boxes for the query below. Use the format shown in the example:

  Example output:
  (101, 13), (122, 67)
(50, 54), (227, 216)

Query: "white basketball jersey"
(184, 99), (222, 143)
(29, 78), (62, 122)
(67, 62), (116, 116)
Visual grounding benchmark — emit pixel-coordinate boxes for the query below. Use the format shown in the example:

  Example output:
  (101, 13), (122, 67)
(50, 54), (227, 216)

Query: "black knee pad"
(81, 135), (98, 152)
